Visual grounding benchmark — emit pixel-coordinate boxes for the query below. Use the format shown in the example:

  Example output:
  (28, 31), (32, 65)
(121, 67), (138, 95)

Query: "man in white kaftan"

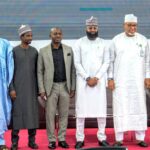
(73, 16), (110, 149)
(108, 14), (150, 147)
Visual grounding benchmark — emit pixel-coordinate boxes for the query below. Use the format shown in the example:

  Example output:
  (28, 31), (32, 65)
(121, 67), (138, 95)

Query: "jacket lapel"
(62, 44), (67, 66)
(46, 44), (54, 69)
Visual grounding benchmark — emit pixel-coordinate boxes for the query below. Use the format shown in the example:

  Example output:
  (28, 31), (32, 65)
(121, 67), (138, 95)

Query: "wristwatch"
(86, 77), (91, 81)
(108, 78), (113, 80)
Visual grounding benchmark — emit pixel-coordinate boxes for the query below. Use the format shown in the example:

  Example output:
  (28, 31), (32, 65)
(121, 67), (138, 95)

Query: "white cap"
(124, 14), (137, 23)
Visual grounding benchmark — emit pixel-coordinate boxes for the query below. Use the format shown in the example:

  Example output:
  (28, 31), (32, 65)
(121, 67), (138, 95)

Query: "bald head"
(50, 27), (62, 44)
(50, 27), (62, 36)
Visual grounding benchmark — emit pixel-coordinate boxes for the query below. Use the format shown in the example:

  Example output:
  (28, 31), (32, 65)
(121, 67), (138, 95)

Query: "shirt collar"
(51, 43), (62, 50)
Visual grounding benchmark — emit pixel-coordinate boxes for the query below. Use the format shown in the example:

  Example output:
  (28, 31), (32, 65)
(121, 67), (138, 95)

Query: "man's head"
(49, 27), (62, 44)
(86, 16), (98, 40)
(18, 25), (32, 44)
(123, 14), (137, 37)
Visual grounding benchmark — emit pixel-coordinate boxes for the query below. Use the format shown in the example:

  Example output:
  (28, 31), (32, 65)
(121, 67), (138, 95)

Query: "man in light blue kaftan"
(0, 38), (14, 149)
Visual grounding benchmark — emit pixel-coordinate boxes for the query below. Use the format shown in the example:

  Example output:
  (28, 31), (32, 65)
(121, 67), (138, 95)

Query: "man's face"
(21, 31), (32, 44)
(86, 25), (98, 40)
(124, 22), (137, 36)
(50, 28), (62, 44)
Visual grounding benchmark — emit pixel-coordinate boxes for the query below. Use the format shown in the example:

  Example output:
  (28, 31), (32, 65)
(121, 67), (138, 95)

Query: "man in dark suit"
(37, 27), (76, 149)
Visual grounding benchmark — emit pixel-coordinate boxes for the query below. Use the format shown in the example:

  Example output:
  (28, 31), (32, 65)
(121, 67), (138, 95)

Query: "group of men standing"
(0, 13), (150, 150)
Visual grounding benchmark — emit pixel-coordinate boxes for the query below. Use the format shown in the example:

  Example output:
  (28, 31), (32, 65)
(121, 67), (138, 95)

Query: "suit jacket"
(37, 43), (76, 96)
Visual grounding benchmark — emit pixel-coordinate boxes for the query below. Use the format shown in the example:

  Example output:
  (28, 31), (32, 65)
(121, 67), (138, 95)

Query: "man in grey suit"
(37, 27), (76, 149)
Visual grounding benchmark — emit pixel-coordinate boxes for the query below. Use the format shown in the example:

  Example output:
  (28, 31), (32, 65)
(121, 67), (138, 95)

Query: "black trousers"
(11, 129), (36, 144)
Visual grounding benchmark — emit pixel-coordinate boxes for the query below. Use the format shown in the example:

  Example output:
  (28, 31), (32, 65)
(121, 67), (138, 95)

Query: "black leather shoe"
(28, 142), (38, 149)
(113, 141), (123, 147)
(75, 141), (84, 149)
(11, 143), (18, 150)
(98, 140), (109, 146)
(137, 141), (148, 147)
(58, 141), (69, 148)
(48, 142), (56, 149)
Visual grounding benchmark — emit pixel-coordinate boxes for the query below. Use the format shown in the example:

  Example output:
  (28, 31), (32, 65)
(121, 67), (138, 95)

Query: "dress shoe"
(11, 143), (18, 150)
(113, 141), (123, 147)
(58, 141), (69, 148)
(137, 141), (148, 147)
(48, 142), (56, 149)
(98, 140), (109, 146)
(75, 141), (84, 149)
(28, 141), (38, 149)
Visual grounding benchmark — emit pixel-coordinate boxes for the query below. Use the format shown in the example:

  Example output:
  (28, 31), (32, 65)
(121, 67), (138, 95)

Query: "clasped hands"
(86, 77), (99, 87)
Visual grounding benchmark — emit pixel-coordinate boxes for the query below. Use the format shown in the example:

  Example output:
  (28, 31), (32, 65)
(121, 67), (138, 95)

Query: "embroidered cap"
(86, 16), (98, 26)
(18, 24), (32, 36)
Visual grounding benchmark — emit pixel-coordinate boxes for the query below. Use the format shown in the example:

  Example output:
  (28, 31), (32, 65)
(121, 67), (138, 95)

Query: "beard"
(86, 31), (98, 40)
(25, 40), (32, 45)
(126, 32), (135, 37)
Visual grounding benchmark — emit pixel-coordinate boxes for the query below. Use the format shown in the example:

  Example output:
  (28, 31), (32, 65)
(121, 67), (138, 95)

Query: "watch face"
(108, 78), (113, 80)
(86, 77), (90, 81)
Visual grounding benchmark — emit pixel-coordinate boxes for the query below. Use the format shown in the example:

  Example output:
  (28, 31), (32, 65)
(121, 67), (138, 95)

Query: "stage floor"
(4, 128), (150, 150)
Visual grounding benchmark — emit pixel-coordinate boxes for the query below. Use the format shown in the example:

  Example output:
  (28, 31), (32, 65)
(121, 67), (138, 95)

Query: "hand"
(87, 77), (98, 87)
(145, 78), (150, 88)
(93, 77), (99, 82)
(70, 90), (75, 98)
(10, 90), (17, 100)
(108, 80), (115, 91)
(40, 92), (47, 100)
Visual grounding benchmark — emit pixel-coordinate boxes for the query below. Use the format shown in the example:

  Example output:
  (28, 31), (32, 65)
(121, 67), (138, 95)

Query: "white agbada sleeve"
(107, 40), (116, 78)
(145, 42), (150, 78)
(95, 46), (110, 79)
(73, 40), (89, 80)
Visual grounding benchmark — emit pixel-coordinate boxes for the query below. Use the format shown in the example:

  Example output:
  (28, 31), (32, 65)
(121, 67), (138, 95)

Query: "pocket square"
(67, 53), (71, 56)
